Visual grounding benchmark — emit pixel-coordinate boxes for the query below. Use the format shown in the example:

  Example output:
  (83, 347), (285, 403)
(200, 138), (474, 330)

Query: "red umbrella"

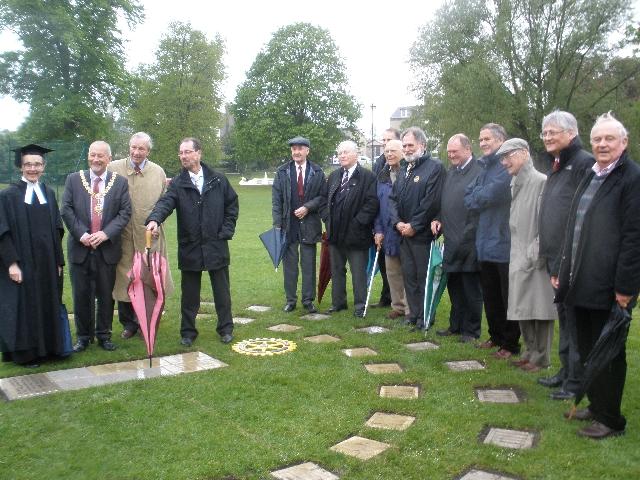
(317, 232), (332, 304)
(128, 231), (167, 367)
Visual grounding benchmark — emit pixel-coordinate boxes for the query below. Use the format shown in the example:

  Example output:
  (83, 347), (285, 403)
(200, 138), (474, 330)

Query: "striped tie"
(339, 169), (349, 193)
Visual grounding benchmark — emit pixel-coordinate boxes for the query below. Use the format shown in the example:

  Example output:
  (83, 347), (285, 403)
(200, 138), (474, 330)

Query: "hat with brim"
(12, 144), (53, 168)
(495, 138), (529, 157)
(288, 136), (310, 148)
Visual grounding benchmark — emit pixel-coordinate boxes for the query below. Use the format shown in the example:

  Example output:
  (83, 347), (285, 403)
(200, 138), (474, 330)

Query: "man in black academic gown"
(0, 144), (67, 367)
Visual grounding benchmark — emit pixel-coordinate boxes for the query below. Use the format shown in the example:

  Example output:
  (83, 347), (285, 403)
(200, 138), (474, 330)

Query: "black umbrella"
(568, 303), (631, 417)
(259, 227), (287, 271)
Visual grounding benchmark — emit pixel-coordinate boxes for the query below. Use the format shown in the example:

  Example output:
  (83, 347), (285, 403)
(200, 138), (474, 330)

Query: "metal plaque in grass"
(232, 337), (297, 356)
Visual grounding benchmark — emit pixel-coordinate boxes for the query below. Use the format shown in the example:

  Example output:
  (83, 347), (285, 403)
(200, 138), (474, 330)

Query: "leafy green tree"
(0, 0), (143, 142)
(410, 0), (639, 158)
(230, 22), (360, 170)
(127, 22), (225, 174)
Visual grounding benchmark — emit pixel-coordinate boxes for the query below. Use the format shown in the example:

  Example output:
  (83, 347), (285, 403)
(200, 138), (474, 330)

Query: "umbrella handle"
(145, 230), (152, 250)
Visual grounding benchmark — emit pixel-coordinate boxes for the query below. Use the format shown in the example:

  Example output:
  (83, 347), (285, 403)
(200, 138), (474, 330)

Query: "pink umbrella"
(128, 231), (167, 367)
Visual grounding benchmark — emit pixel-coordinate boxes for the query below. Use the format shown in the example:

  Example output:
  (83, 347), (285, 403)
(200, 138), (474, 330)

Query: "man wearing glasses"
(536, 111), (593, 400)
(146, 138), (239, 346)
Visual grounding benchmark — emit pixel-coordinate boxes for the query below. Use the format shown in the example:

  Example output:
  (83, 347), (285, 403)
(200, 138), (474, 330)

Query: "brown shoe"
(520, 362), (541, 372)
(493, 348), (513, 359)
(386, 310), (405, 320)
(121, 329), (136, 339)
(510, 358), (529, 367)
(577, 420), (624, 439)
(564, 408), (594, 421)
(477, 339), (497, 349)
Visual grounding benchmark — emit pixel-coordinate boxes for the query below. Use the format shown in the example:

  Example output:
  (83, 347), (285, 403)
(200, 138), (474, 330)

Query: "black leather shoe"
(370, 301), (391, 308)
(121, 329), (137, 339)
(353, 310), (365, 318)
(98, 339), (117, 351)
(180, 337), (193, 347)
(221, 334), (233, 344)
(302, 302), (318, 313)
(577, 420), (624, 439)
(24, 361), (40, 369)
(550, 389), (575, 400)
(72, 340), (90, 353)
(283, 303), (296, 312)
(537, 373), (563, 388)
(564, 408), (594, 421)
(325, 305), (347, 314)
(436, 328), (458, 337)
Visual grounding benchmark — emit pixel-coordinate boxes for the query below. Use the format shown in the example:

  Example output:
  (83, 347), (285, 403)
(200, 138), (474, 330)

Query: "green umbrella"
(422, 238), (447, 331)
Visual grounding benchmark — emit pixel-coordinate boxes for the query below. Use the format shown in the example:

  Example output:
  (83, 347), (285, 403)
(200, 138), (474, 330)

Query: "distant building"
(389, 106), (415, 130)
(366, 138), (384, 160)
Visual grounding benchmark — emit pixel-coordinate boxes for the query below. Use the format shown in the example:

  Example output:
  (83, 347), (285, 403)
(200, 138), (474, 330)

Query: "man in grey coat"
(272, 136), (326, 313)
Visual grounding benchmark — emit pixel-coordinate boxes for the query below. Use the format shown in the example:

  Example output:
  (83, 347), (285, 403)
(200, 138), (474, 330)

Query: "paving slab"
(304, 334), (341, 343)
(233, 317), (255, 325)
(355, 326), (389, 334)
(364, 363), (403, 374)
(365, 412), (415, 431)
(0, 352), (227, 401)
(379, 385), (419, 399)
(268, 324), (303, 332)
(199, 301), (215, 312)
(342, 347), (377, 357)
(476, 388), (520, 403)
(458, 469), (519, 480)
(446, 360), (485, 371)
(405, 341), (439, 351)
(330, 435), (391, 460)
(301, 313), (331, 321)
(271, 462), (339, 480)
(247, 305), (272, 312)
(481, 427), (536, 450)
(196, 313), (209, 320)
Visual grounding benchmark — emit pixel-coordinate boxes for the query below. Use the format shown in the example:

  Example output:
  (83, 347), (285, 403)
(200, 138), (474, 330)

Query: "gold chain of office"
(231, 338), (297, 357)
(79, 171), (118, 215)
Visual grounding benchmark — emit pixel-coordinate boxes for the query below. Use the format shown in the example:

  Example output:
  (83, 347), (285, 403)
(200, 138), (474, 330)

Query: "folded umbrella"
(317, 232), (331, 304)
(422, 237), (447, 331)
(365, 245), (380, 288)
(259, 226), (287, 271)
(128, 231), (167, 367)
(363, 245), (380, 317)
(568, 303), (631, 417)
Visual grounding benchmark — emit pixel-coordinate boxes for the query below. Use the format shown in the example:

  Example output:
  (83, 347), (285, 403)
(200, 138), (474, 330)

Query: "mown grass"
(0, 183), (638, 480)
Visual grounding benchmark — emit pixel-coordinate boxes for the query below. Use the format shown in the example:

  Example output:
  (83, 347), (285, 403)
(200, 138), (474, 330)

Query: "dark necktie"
(552, 159), (560, 173)
(91, 177), (102, 233)
(339, 169), (349, 193)
(134, 165), (142, 175)
(297, 165), (304, 200)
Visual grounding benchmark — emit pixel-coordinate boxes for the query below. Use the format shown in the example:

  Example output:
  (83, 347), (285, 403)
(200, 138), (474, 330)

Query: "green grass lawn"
(0, 183), (638, 480)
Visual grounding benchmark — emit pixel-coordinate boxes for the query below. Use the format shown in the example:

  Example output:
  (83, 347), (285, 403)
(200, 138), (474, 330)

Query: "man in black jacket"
(147, 137), (239, 345)
(555, 113), (640, 439)
(323, 140), (379, 317)
(431, 134), (483, 341)
(536, 111), (594, 400)
(272, 136), (326, 313)
(389, 127), (445, 329)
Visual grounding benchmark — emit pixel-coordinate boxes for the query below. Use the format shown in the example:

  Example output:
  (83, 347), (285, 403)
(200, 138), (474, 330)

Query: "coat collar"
(543, 136), (586, 167)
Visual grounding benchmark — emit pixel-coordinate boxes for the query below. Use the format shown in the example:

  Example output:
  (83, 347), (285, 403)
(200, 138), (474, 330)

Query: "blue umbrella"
(259, 227), (287, 271)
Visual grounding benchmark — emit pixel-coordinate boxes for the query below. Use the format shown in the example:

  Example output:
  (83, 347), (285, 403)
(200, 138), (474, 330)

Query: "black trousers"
(479, 261), (520, 353)
(399, 237), (429, 326)
(556, 301), (583, 392)
(574, 306), (627, 431)
(181, 268), (233, 340)
(70, 251), (116, 342)
(282, 240), (316, 305)
(118, 301), (138, 333)
(447, 271), (483, 338)
(329, 244), (368, 313)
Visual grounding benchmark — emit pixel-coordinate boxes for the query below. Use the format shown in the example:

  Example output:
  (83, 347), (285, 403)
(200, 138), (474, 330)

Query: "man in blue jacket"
(272, 136), (326, 314)
(464, 123), (520, 358)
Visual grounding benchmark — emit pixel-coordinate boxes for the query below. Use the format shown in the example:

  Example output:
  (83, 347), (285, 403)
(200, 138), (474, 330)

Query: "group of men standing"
(273, 111), (639, 440)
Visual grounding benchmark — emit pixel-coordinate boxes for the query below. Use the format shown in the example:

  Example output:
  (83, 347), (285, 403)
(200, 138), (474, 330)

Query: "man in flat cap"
(0, 145), (68, 367)
(272, 136), (326, 313)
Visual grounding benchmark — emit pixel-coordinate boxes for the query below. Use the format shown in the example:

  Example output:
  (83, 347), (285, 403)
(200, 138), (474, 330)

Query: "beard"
(405, 150), (424, 163)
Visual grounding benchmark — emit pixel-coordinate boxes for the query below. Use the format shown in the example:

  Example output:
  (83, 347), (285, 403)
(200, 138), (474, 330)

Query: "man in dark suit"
(61, 141), (131, 352)
(323, 140), (378, 317)
(147, 137), (239, 345)
(272, 136), (326, 313)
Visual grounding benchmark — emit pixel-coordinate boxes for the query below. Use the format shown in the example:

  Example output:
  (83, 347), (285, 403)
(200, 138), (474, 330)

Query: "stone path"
(271, 462), (339, 480)
(364, 363), (403, 374)
(329, 436), (391, 460)
(341, 347), (377, 357)
(304, 334), (341, 344)
(354, 326), (389, 334)
(481, 427), (537, 450)
(0, 352), (226, 401)
(365, 412), (415, 431)
(268, 323), (303, 332)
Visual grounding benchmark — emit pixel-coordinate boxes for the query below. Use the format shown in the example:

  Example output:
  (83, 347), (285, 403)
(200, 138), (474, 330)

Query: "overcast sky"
(0, 0), (445, 138)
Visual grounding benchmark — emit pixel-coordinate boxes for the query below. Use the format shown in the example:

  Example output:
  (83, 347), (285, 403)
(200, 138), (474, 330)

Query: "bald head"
(384, 139), (403, 166)
(447, 133), (472, 166)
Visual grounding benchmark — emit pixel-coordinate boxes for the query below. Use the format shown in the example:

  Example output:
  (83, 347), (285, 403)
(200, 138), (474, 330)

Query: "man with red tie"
(61, 141), (131, 352)
(272, 136), (326, 313)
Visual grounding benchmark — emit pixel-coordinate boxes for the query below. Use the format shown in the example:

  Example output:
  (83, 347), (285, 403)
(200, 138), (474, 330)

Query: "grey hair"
(591, 112), (628, 139)
(130, 131), (153, 149)
(401, 126), (428, 147)
(448, 133), (472, 149)
(542, 110), (578, 134)
(90, 140), (111, 156)
(480, 123), (508, 142)
(337, 140), (358, 154)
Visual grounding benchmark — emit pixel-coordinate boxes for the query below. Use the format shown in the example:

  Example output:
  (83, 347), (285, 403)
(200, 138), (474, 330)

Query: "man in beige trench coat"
(108, 132), (174, 338)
